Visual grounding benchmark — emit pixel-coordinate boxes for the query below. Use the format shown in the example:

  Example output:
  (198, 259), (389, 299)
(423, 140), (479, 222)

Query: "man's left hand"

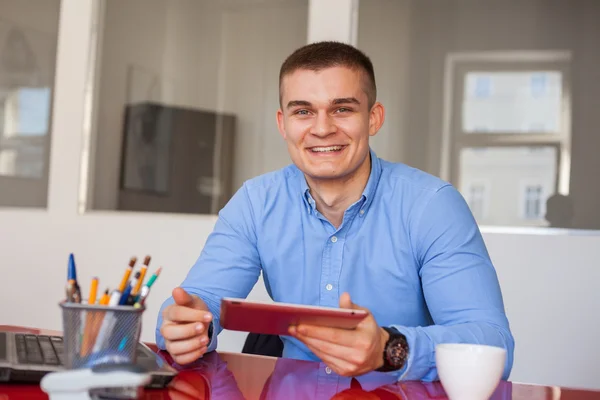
(289, 293), (389, 377)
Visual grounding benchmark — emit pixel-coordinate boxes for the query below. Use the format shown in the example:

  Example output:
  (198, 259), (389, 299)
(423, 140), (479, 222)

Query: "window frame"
(442, 52), (572, 227)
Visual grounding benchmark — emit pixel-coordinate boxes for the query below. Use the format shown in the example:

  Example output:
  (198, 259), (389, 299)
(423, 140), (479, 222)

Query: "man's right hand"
(161, 287), (213, 365)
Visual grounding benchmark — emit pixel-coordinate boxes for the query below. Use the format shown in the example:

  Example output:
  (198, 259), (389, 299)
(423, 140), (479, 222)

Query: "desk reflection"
(161, 351), (513, 400)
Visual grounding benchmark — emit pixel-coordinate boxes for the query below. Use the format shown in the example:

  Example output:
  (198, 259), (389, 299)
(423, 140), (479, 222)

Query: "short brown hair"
(279, 41), (377, 109)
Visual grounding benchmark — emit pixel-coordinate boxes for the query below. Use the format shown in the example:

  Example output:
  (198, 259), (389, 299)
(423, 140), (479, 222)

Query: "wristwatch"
(377, 327), (409, 372)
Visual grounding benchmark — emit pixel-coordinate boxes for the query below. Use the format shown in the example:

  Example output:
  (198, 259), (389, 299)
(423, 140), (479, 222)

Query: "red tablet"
(220, 298), (368, 336)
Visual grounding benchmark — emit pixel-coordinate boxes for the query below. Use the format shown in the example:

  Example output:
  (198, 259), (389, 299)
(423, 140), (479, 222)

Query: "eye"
(336, 107), (351, 113)
(294, 109), (310, 115)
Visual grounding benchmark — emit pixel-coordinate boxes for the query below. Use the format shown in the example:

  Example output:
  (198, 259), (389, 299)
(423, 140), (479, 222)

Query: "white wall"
(356, 0), (411, 164)
(1, 0), (600, 392)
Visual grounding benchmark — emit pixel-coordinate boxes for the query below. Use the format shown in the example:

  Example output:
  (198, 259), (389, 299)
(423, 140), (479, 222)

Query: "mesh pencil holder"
(60, 302), (145, 370)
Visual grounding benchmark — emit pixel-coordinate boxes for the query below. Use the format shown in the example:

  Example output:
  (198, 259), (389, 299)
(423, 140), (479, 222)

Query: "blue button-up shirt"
(156, 149), (514, 381)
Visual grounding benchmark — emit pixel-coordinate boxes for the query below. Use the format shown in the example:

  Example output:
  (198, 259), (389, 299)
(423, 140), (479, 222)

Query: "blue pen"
(66, 253), (81, 303)
(68, 253), (77, 281)
(119, 283), (132, 305)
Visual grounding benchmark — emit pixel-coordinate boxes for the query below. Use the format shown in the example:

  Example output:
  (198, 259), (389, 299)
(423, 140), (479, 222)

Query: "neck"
(306, 154), (372, 228)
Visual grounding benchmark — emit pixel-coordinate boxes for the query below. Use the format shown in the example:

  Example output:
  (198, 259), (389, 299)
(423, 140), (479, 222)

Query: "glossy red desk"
(1, 325), (599, 399)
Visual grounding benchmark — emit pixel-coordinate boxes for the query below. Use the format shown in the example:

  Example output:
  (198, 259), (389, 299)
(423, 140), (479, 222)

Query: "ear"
(276, 108), (287, 139)
(368, 102), (385, 137)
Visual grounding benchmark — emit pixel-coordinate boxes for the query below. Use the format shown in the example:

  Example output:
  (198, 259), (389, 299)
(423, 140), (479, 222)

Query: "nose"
(310, 111), (336, 138)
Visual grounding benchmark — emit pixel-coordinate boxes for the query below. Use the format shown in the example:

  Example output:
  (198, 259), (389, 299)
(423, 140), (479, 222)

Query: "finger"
(294, 324), (356, 347)
(166, 335), (209, 356)
(161, 321), (206, 341)
(172, 346), (208, 365)
(173, 287), (206, 310)
(301, 340), (356, 377)
(339, 292), (369, 312)
(164, 305), (212, 324)
(296, 333), (356, 361)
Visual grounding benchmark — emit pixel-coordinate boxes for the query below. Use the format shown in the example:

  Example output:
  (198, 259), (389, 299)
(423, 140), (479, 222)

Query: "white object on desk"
(40, 366), (151, 400)
(436, 343), (506, 400)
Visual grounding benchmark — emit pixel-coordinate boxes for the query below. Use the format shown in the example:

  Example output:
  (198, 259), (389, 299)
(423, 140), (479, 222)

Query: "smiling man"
(156, 41), (514, 381)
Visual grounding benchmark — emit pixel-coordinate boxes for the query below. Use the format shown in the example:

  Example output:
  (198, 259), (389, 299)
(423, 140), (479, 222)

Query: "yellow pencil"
(99, 289), (110, 305)
(132, 256), (151, 296)
(88, 277), (99, 305)
(117, 257), (137, 292)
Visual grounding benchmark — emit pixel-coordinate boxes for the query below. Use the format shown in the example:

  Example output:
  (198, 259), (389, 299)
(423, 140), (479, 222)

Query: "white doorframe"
(307, 0), (359, 45)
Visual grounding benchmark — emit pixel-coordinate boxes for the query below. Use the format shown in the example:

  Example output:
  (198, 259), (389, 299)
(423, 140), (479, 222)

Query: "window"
(447, 52), (571, 227)
(462, 180), (489, 221)
(0, 6), (59, 208)
(0, 87), (51, 178)
(523, 184), (544, 220)
(80, 0), (309, 215)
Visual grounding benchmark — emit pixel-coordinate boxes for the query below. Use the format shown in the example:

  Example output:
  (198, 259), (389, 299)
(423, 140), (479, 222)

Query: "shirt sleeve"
(155, 183), (262, 352)
(390, 185), (515, 381)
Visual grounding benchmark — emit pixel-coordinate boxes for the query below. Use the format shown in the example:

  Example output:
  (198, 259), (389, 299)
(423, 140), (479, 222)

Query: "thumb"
(339, 292), (367, 311)
(172, 287), (203, 309)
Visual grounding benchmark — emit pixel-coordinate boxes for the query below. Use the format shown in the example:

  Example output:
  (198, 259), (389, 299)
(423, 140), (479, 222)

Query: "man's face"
(277, 66), (384, 181)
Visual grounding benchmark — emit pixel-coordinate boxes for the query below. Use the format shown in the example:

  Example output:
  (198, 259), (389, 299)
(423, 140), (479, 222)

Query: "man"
(156, 41), (514, 381)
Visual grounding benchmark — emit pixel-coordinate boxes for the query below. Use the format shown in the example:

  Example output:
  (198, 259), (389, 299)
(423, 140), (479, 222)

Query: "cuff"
(389, 325), (435, 381)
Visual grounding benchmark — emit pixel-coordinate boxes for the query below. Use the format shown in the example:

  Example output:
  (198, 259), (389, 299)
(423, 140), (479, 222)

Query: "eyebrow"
(286, 97), (361, 109)
(332, 97), (360, 105)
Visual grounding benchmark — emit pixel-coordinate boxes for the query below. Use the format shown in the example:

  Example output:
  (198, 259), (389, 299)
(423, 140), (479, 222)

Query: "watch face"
(386, 336), (408, 369)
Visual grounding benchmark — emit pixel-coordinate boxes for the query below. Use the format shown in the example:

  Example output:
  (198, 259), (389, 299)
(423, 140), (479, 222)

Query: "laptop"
(0, 330), (176, 389)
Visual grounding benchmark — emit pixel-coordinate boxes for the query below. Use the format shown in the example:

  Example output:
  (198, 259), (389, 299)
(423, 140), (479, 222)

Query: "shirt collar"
(299, 147), (382, 214)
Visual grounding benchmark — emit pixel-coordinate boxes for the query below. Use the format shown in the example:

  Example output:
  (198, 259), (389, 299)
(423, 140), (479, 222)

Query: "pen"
(119, 281), (134, 306)
(65, 279), (79, 303)
(68, 253), (77, 281)
(109, 256), (137, 305)
(131, 256), (151, 297)
(67, 254), (82, 303)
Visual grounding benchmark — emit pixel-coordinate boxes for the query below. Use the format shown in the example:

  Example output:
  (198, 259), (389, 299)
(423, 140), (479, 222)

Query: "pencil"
(99, 288), (110, 305)
(88, 277), (99, 305)
(134, 267), (162, 306)
(109, 257), (137, 305)
(132, 256), (151, 297)
(117, 257), (137, 292)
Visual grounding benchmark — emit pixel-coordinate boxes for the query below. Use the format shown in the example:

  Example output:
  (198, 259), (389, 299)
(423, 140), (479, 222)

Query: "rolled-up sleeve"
(390, 185), (514, 381)
(155, 183), (262, 352)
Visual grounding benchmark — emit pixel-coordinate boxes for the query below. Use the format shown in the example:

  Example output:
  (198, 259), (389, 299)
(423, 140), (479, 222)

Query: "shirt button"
(326, 284), (333, 291)
(331, 236), (338, 243)
(359, 209), (365, 215)
(325, 367), (332, 374)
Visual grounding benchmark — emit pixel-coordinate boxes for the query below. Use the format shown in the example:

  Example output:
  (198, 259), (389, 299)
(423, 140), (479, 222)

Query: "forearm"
(390, 322), (514, 381)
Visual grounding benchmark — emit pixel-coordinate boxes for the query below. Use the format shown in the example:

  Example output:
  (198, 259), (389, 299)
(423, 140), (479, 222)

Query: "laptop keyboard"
(15, 334), (64, 366)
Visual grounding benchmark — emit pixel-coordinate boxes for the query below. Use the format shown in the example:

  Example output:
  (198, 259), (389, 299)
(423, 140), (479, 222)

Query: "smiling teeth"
(311, 146), (343, 152)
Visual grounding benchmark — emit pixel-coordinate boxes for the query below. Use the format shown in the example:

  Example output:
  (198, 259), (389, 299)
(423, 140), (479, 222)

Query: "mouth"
(307, 145), (347, 154)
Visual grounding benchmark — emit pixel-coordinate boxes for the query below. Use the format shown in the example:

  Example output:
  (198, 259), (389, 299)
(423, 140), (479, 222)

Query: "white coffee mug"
(436, 343), (506, 400)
